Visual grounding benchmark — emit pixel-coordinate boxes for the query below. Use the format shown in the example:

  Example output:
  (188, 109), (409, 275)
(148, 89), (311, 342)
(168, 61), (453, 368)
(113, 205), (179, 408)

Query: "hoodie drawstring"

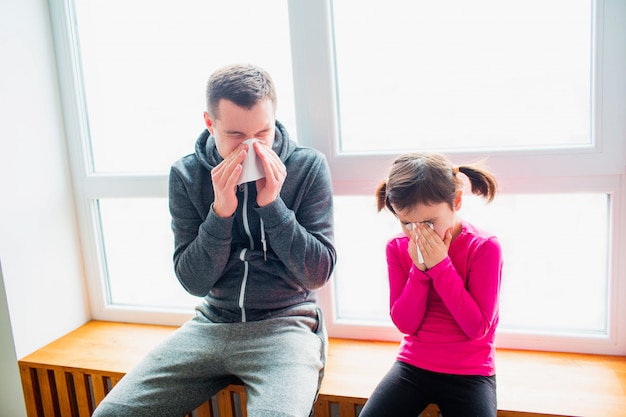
(260, 218), (267, 261)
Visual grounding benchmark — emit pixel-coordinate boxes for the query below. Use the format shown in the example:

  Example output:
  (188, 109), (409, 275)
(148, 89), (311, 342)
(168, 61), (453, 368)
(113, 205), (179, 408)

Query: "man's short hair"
(206, 63), (277, 119)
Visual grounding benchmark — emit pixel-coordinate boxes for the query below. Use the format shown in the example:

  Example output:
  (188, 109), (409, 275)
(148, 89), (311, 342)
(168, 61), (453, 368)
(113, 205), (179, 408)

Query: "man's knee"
(92, 401), (121, 417)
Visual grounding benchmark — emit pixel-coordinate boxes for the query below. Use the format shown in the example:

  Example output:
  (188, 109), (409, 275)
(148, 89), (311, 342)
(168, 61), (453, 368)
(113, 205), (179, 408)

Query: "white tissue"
(405, 222), (434, 264)
(237, 138), (266, 185)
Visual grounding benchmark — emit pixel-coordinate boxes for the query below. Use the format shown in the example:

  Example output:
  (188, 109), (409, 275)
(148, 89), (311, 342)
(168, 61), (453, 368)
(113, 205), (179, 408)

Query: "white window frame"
(49, 0), (626, 354)
(288, 0), (626, 355)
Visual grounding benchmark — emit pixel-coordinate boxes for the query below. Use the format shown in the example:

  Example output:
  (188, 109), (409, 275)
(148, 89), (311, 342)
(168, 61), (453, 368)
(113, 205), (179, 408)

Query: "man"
(93, 63), (336, 417)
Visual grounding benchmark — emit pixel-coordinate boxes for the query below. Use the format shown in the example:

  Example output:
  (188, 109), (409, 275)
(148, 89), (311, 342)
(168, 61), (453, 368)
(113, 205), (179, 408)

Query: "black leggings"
(358, 361), (497, 417)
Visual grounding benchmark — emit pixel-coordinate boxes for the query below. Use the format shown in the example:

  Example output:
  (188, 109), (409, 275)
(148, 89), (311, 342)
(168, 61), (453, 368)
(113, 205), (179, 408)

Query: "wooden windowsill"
(19, 321), (626, 417)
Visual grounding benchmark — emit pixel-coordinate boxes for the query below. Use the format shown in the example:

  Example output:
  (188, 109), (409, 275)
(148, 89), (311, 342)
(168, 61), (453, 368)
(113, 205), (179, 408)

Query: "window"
(332, 0), (592, 153)
(51, 0), (295, 324)
(311, 0), (625, 354)
(331, 192), (612, 338)
(51, 0), (626, 354)
(75, 0), (297, 174)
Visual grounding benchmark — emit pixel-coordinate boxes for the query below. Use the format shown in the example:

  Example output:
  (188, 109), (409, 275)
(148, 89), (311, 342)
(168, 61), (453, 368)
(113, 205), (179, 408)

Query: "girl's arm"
(387, 238), (431, 335)
(429, 237), (502, 340)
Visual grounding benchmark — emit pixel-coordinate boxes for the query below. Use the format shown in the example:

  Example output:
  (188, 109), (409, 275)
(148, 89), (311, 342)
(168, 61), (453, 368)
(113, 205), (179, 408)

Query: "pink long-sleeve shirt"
(387, 220), (502, 376)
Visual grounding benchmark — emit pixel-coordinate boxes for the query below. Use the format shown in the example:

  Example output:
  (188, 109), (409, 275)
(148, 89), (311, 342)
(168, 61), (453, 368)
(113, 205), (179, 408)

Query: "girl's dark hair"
(376, 152), (497, 214)
(206, 63), (277, 119)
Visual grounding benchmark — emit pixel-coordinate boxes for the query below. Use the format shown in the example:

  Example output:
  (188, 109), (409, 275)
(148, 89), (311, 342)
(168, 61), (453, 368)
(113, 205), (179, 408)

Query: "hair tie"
(452, 166), (460, 175)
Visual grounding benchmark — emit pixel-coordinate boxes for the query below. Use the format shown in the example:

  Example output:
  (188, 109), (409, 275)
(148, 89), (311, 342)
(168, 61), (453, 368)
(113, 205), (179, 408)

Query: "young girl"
(359, 152), (502, 417)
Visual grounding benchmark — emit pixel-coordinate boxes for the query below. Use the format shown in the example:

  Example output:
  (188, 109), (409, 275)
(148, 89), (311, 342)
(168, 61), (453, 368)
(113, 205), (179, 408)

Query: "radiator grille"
(19, 364), (245, 417)
(19, 363), (439, 417)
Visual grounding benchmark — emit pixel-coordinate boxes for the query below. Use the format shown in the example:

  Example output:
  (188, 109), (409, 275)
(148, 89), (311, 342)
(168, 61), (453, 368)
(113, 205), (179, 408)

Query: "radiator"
(18, 363), (381, 417)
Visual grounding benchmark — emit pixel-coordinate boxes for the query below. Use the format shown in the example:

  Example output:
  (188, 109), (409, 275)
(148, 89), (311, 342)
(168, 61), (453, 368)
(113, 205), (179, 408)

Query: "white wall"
(0, 0), (90, 415)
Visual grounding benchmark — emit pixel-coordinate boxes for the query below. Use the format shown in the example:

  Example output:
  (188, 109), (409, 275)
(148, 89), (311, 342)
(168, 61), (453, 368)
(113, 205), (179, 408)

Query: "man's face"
(204, 98), (276, 159)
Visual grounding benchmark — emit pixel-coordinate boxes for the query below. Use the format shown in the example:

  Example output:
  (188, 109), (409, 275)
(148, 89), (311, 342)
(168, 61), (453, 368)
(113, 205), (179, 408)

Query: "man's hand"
(253, 141), (286, 207)
(211, 144), (246, 217)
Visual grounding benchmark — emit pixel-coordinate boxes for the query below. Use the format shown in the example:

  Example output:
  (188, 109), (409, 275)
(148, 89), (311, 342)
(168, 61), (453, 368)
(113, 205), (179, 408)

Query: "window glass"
(98, 198), (200, 309)
(331, 0), (592, 153)
(333, 192), (609, 335)
(52, 0), (624, 353)
(333, 196), (395, 323)
(74, 0), (295, 173)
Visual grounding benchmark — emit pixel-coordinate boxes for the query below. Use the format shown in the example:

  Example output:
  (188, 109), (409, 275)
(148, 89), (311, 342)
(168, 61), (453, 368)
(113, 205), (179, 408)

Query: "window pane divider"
(82, 174), (168, 199)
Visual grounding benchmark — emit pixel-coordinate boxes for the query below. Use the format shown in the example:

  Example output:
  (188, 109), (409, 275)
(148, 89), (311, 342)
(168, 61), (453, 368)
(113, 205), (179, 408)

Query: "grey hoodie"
(169, 121), (336, 322)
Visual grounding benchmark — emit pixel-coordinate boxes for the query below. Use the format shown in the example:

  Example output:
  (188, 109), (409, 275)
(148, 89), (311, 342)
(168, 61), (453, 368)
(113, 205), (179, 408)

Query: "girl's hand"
(407, 230), (427, 271)
(254, 141), (286, 207)
(211, 144), (246, 218)
(415, 224), (453, 270)
(409, 223), (452, 271)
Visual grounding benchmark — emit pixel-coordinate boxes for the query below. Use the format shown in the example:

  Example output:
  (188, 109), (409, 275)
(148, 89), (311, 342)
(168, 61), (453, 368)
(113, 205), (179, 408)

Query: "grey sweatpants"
(92, 303), (326, 417)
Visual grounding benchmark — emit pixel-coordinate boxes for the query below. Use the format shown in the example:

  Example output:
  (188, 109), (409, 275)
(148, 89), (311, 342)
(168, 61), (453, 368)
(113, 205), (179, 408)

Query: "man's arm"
(169, 165), (233, 296)
(255, 153), (336, 290)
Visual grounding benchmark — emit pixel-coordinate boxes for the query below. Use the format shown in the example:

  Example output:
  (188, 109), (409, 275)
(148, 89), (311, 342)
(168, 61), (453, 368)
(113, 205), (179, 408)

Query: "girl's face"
(393, 190), (463, 240)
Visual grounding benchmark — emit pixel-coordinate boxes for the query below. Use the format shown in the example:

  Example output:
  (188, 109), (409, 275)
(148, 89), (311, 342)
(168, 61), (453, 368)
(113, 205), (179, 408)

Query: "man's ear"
(203, 112), (215, 135)
(454, 189), (463, 211)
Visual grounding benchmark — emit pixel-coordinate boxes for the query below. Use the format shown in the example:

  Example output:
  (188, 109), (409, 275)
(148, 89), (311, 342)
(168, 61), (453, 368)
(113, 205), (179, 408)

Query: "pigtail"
(457, 165), (498, 203)
(375, 180), (390, 212)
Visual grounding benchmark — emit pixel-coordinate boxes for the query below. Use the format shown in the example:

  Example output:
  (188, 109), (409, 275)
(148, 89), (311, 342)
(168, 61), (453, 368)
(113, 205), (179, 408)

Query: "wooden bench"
(18, 321), (626, 417)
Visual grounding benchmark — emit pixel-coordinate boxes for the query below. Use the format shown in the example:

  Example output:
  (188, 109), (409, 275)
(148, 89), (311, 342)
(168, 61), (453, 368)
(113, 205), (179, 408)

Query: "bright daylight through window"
(50, 0), (625, 354)
(322, 0), (623, 354)
(332, 0), (591, 153)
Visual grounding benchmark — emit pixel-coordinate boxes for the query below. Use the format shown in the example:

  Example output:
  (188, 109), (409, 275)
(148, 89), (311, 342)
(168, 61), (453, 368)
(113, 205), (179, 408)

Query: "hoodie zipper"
(237, 183), (269, 322)
(238, 183), (253, 322)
